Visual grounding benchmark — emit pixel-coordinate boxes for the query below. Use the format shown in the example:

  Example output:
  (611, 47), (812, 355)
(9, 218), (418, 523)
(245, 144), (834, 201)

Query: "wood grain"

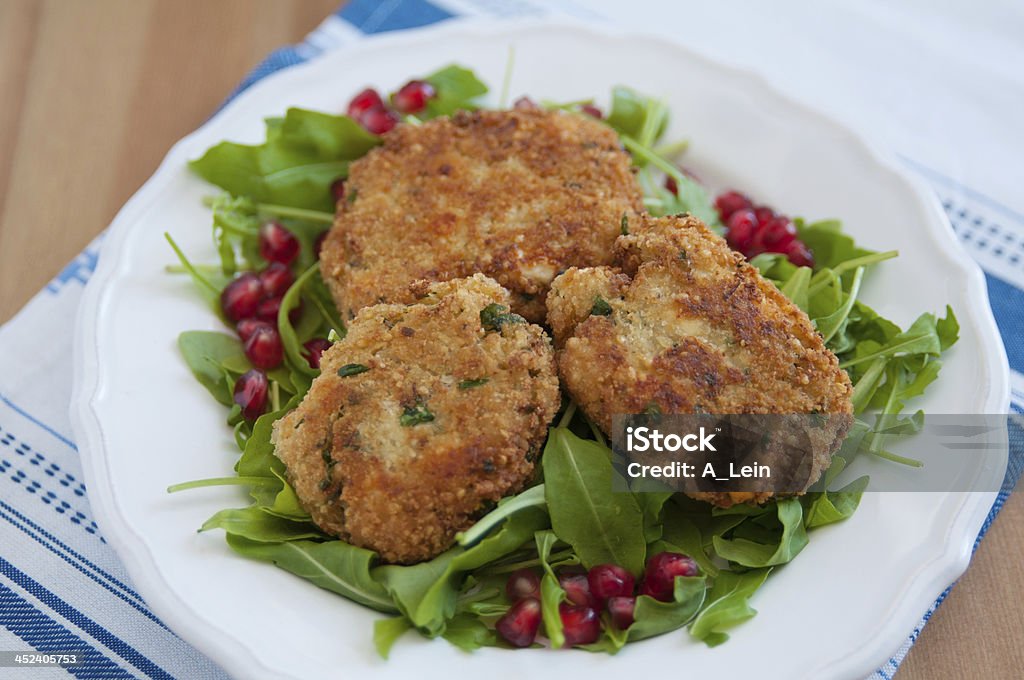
(0, 2), (1019, 678)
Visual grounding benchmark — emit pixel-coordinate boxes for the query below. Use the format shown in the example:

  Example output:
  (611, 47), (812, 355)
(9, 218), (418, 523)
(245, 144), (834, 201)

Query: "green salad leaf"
(201, 507), (322, 542)
(373, 617), (413, 659)
(374, 507), (548, 636)
(190, 108), (380, 213)
(421, 65), (489, 117)
(628, 575), (707, 642)
(689, 568), (771, 646)
(712, 498), (809, 568)
(225, 534), (397, 612)
(535, 529), (568, 649)
(543, 425), (646, 576)
(441, 613), (501, 651)
(177, 331), (246, 406)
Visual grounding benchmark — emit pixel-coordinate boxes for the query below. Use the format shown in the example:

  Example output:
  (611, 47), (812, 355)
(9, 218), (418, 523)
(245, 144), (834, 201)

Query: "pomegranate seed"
(259, 221), (299, 265)
(559, 604), (601, 646)
(236, 319), (273, 343)
(255, 297), (282, 324)
(330, 178), (346, 202)
(302, 338), (332, 369)
(513, 96), (538, 111)
(580, 104), (602, 119)
(557, 567), (597, 609)
(641, 552), (698, 602)
(587, 564), (635, 602)
(505, 568), (541, 602)
(726, 209), (758, 252)
(751, 217), (797, 254)
(314, 231), (328, 259)
(783, 239), (814, 267)
(392, 80), (436, 114)
(259, 262), (293, 298)
(495, 597), (541, 648)
(255, 297), (301, 325)
(244, 324), (284, 370)
(714, 191), (752, 221)
(220, 273), (264, 323)
(606, 596), (636, 629)
(359, 105), (399, 135)
(347, 88), (383, 119)
(233, 369), (268, 421)
(753, 205), (776, 226)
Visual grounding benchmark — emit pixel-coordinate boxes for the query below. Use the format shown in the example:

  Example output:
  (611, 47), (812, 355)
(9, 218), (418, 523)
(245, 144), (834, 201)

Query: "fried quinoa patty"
(320, 109), (643, 324)
(546, 214), (853, 506)
(272, 274), (560, 564)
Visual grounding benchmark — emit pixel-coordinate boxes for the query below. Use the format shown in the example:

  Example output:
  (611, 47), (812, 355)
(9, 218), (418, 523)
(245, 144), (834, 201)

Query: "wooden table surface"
(1, 1), (1020, 677)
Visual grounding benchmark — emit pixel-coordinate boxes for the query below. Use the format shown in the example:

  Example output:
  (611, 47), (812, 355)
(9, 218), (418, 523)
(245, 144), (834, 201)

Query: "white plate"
(71, 19), (1010, 680)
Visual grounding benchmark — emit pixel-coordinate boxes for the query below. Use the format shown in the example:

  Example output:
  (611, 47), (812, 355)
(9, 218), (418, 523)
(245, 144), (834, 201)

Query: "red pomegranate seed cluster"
(345, 80), (437, 136)
(494, 551), (697, 648)
(219, 220), (332, 420)
(715, 190), (814, 267)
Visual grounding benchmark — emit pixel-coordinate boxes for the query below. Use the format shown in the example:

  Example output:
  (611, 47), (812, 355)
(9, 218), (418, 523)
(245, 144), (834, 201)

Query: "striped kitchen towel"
(1, 1), (1021, 678)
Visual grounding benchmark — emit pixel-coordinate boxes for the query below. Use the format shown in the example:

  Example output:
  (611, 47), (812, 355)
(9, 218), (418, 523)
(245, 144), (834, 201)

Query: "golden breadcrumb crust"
(546, 214), (853, 506)
(272, 274), (559, 564)
(320, 108), (643, 323)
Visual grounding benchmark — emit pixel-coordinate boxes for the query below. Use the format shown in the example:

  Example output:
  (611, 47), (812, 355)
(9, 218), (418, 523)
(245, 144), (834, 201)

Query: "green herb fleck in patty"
(400, 401), (435, 426)
(480, 303), (526, 332)
(338, 363), (369, 377)
(590, 296), (613, 317)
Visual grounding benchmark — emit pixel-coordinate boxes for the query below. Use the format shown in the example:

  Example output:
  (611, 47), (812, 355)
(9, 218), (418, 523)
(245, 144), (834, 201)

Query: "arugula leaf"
(373, 507), (547, 635)
(190, 108), (379, 212)
(628, 575), (706, 642)
(780, 266), (812, 313)
(621, 135), (721, 227)
(177, 331), (247, 406)
(543, 426), (646, 575)
(257, 470), (311, 521)
(200, 507), (322, 542)
(606, 86), (667, 141)
(840, 311), (944, 369)
(456, 484), (546, 546)
(689, 568), (771, 646)
(235, 400), (295, 479)
(796, 219), (875, 272)
(936, 305), (959, 350)
(441, 614), (500, 651)
(637, 491), (674, 544)
(535, 530), (567, 648)
(803, 474), (869, 529)
(165, 234), (230, 314)
(225, 534), (397, 612)
(373, 617), (412, 659)
(711, 498), (808, 567)
(422, 65), (488, 117)
(277, 263), (322, 384)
